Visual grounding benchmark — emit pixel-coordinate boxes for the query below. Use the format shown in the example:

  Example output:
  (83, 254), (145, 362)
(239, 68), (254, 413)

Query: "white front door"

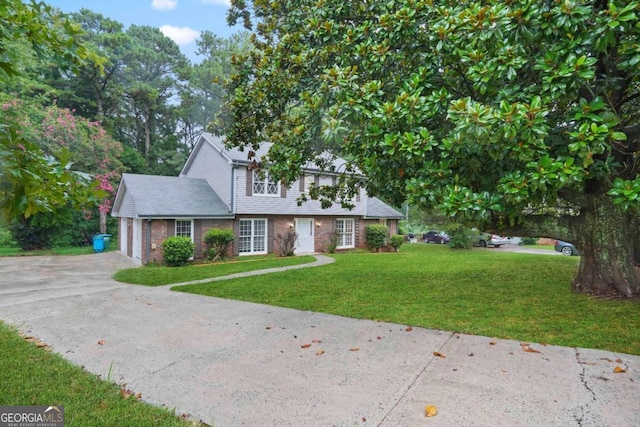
(294, 218), (314, 254)
(132, 219), (142, 261)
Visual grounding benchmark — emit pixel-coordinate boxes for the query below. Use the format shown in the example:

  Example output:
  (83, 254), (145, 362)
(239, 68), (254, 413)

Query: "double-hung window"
(253, 171), (279, 197)
(335, 218), (354, 249)
(239, 219), (267, 255)
(175, 219), (193, 240)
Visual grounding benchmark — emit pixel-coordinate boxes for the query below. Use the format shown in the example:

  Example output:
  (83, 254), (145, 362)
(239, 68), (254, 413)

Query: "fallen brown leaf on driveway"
(350, 347), (360, 352)
(301, 344), (311, 349)
(614, 366), (627, 373)
(520, 342), (542, 353)
(425, 405), (438, 417)
(98, 339), (106, 345)
(433, 351), (446, 358)
(316, 350), (325, 355)
(405, 326), (413, 332)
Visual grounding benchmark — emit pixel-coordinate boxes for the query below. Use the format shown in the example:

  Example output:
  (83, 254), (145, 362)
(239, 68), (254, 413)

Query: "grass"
(114, 255), (316, 286)
(525, 244), (555, 251)
(0, 245), (107, 256)
(169, 244), (639, 355)
(0, 323), (195, 427)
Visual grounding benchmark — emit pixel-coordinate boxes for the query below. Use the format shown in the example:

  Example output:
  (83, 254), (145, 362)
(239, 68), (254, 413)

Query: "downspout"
(145, 217), (152, 265)
(230, 164), (236, 214)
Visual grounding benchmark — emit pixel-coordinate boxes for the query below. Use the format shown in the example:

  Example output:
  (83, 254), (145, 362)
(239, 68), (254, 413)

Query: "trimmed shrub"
(390, 234), (404, 252)
(366, 224), (389, 252)
(275, 229), (297, 257)
(204, 228), (235, 261)
(161, 236), (194, 267)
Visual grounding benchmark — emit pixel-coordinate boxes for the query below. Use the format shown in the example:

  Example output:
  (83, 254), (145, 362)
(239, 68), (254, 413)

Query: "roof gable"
(112, 173), (231, 218)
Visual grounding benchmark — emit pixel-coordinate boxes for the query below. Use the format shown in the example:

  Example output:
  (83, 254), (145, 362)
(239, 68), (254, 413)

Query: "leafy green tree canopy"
(217, 0), (640, 297)
(0, 0), (101, 77)
(0, 0), (106, 226)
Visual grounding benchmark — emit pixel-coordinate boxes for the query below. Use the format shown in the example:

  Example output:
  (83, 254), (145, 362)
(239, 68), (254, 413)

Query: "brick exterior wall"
(147, 219), (168, 264)
(124, 216), (399, 265)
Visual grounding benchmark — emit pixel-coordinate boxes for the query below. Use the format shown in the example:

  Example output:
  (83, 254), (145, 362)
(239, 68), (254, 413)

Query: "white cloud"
(152, 0), (178, 10)
(160, 25), (201, 45)
(201, 0), (231, 6)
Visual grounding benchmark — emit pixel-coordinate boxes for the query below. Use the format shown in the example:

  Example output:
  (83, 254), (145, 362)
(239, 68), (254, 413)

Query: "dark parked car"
(555, 241), (579, 256)
(423, 230), (450, 244)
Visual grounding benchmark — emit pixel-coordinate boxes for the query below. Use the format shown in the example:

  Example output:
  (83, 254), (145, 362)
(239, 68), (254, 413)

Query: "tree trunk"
(144, 105), (151, 161)
(570, 195), (640, 298)
(100, 211), (107, 234)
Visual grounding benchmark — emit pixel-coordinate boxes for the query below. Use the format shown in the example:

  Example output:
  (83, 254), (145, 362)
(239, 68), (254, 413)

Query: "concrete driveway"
(0, 252), (639, 426)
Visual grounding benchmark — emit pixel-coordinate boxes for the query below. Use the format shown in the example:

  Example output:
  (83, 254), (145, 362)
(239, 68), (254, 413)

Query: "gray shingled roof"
(365, 197), (404, 219)
(119, 173), (231, 218)
(200, 132), (356, 174)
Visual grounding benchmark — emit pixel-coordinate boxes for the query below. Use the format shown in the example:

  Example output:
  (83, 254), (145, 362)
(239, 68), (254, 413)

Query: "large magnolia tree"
(216, 0), (640, 297)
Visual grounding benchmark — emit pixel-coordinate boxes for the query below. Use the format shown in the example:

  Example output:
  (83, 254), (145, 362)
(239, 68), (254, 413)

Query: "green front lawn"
(170, 244), (639, 355)
(0, 323), (196, 427)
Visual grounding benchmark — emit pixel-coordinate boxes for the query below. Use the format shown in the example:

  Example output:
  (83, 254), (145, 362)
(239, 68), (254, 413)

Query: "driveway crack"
(376, 331), (456, 426)
(573, 349), (596, 426)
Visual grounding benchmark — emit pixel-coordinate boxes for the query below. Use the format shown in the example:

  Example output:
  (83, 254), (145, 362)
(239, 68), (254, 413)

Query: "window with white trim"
(335, 218), (354, 249)
(253, 171), (280, 197)
(303, 174), (315, 194)
(239, 219), (267, 254)
(175, 219), (193, 240)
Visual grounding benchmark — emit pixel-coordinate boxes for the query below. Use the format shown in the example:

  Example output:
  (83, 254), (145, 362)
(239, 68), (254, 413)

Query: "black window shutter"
(246, 168), (252, 196)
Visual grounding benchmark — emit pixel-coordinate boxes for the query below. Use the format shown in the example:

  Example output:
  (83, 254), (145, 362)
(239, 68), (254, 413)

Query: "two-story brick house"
(111, 133), (403, 264)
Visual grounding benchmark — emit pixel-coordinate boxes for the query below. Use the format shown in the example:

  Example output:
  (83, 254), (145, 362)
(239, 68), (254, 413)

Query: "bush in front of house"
(390, 234), (404, 252)
(366, 224), (389, 252)
(204, 228), (235, 261)
(162, 236), (194, 266)
(326, 230), (339, 253)
(275, 229), (297, 257)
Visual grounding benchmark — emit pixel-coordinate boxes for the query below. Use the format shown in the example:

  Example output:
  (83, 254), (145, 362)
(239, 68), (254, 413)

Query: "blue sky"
(45, 0), (244, 61)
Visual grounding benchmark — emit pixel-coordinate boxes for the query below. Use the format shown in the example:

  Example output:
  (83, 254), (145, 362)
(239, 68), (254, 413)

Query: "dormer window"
(253, 170), (280, 197)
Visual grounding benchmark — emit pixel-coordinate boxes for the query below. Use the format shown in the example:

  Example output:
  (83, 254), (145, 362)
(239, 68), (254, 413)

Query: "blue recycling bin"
(93, 234), (113, 252)
(93, 234), (105, 252)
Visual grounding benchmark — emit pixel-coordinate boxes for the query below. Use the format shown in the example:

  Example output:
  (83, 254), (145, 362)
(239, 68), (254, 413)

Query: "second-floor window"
(253, 171), (279, 197)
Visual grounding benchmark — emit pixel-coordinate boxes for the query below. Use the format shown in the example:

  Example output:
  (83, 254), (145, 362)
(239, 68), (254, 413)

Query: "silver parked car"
(469, 232), (510, 248)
